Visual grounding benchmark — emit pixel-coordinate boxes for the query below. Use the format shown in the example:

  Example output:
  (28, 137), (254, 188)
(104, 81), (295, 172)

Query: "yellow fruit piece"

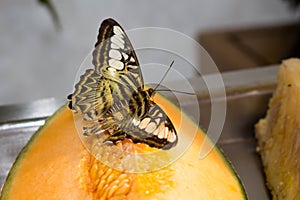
(256, 58), (300, 200)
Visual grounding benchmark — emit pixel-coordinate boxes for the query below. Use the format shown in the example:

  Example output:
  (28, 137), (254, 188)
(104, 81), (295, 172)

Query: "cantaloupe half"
(0, 95), (247, 199)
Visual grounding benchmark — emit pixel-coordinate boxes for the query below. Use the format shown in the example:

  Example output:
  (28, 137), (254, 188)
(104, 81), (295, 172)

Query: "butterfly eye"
(147, 88), (155, 97)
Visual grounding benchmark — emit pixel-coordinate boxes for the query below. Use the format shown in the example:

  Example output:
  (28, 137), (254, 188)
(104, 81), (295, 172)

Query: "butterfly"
(68, 18), (178, 150)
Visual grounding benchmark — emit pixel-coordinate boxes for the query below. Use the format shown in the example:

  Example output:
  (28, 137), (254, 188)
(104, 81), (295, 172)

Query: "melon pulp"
(0, 94), (247, 199)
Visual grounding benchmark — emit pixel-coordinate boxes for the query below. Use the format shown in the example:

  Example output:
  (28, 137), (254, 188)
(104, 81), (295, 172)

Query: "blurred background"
(0, 0), (299, 105)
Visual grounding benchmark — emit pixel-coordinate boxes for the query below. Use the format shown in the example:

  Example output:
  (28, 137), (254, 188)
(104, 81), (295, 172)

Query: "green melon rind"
(0, 102), (247, 199)
(0, 105), (67, 200)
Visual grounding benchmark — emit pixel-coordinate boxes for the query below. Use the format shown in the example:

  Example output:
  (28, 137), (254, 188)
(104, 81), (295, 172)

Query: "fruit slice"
(1, 95), (246, 199)
(255, 58), (300, 199)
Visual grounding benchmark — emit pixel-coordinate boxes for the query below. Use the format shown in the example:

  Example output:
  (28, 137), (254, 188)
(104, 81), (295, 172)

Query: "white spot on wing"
(111, 35), (124, 49)
(108, 67), (116, 74)
(109, 49), (122, 60)
(122, 52), (129, 60)
(158, 127), (164, 139)
(153, 129), (159, 136)
(109, 59), (124, 70)
(132, 118), (140, 126)
(111, 43), (119, 49)
(113, 26), (123, 35)
(164, 127), (169, 139)
(168, 132), (176, 143)
(130, 57), (135, 63)
(138, 118), (151, 129)
(128, 65), (138, 69)
(155, 118), (160, 124)
(145, 122), (156, 133)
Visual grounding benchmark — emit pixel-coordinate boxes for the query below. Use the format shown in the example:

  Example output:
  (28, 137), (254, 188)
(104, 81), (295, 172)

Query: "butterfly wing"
(69, 18), (143, 120)
(92, 18), (144, 95)
(68, 69), (113, 121)
(69, 18), (178, 150)
(107, 101), (178, 150)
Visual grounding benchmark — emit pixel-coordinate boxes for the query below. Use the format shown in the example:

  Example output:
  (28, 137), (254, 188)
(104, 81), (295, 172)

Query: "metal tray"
(0, 65), (279, 199)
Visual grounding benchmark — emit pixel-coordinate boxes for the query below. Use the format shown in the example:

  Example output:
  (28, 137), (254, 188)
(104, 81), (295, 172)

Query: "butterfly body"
(68, 18), (178, 150)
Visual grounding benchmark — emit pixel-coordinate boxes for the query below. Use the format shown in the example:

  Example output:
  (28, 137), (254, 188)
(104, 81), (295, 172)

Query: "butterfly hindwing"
(106, 100), (178, 150)
(68, 69), (113, 121)
(128, 103), (178, 150)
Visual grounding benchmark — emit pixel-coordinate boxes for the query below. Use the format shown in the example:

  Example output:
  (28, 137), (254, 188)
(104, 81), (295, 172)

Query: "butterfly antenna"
(154, 60), (174, 91)
(156, 89), (195, 95)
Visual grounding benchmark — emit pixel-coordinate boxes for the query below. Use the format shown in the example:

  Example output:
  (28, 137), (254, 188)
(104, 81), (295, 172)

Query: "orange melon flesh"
(0, 95), (246, 199)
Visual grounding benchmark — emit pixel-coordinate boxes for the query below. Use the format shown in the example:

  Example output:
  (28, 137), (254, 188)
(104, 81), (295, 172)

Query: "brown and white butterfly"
(68, 18), (177, 150)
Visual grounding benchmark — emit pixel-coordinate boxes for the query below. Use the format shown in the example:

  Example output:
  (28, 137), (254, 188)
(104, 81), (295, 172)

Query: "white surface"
(0, 0), (299, 105)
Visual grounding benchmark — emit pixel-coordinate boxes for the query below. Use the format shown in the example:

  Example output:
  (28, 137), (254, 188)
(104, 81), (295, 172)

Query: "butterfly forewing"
(68, 18), (178, 150)
(92, 18), (144, 93)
